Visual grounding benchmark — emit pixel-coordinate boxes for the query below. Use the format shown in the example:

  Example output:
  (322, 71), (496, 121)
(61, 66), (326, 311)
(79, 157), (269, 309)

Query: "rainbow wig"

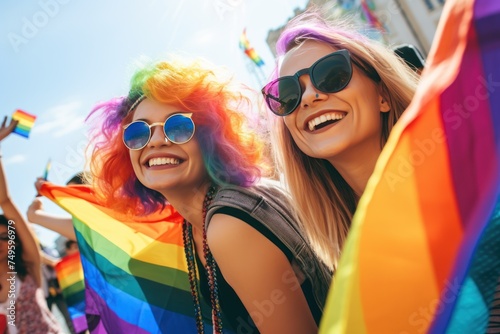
(87, 57), (271, 216)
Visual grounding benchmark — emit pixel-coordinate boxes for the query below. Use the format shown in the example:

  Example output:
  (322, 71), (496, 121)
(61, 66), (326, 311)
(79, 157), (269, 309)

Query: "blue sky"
(0, 0), (307, 248)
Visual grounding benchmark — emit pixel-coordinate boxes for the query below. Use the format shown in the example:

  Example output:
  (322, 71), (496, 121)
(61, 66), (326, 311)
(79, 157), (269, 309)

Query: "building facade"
(266, 0), (446, 58)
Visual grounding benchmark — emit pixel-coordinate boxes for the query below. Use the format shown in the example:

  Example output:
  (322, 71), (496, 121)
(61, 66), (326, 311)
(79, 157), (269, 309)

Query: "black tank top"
(196, 206), (322, 334)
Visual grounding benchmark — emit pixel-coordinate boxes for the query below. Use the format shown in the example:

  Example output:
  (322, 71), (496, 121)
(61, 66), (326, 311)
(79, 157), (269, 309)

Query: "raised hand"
(34, 177), (46, 194)
(0, 116), (19, 142)
(27, 197), (44, 221)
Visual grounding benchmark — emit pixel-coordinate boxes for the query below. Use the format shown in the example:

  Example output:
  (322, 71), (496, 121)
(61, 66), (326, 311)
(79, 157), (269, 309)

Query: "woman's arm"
(41, 251), (60, 267)
(207, 213), (317, 334)
(0, 117), (42, 286)
(27, 197), (76, 240)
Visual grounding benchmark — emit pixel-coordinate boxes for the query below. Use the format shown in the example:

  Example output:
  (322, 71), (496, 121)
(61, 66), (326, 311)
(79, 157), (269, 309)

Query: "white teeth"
(148, 157), (180, 167)
(308, 112), (345, 131)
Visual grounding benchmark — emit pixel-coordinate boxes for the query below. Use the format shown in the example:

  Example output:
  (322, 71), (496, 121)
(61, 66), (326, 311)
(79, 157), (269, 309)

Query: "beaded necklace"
(182, 185), (223, 334)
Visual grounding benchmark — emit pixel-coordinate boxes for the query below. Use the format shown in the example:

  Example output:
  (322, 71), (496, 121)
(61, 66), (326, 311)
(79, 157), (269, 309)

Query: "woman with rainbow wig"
(261, 9), (420, 270)
(87, 56), (331, 333)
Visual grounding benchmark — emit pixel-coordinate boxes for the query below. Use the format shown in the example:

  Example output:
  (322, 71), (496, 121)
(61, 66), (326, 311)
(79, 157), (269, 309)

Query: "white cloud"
(4, 154), (26, 165)
(192, 30), (215, 46)
(32, 100), (87, 138)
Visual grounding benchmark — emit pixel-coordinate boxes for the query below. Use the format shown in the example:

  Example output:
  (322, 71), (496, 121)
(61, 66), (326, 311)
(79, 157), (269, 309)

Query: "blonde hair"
(269, 10), (419, 269)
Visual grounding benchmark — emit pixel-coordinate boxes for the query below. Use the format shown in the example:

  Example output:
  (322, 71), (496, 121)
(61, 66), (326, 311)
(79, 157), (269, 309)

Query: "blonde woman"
(262, 10), (419, 269)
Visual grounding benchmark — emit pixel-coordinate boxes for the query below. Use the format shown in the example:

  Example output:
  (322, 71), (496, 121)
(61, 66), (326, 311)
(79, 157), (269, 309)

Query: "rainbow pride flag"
(55, 252), (87, 333)
(12, 109), (36, 138)
(43, 159), (51, 180)
(40, 183), (216, 333)
(319, 0), (500, 333)
(239, 29), (265, 67)
(360, 0), (385, 33)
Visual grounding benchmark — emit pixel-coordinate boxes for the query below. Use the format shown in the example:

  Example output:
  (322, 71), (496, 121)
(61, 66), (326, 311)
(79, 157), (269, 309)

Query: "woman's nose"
(148, 124), (170, 147)
(299, 75), (324, 109)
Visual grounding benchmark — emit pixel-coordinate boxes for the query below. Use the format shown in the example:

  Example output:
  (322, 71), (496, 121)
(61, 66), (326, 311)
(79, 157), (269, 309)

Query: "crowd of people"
(1, 3), (498, 334)
(0, 114), (86, 334)
(0, 117), (64, 333)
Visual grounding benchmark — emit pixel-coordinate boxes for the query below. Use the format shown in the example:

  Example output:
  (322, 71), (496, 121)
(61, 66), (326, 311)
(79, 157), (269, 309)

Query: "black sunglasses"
(261, 49), (379, 116)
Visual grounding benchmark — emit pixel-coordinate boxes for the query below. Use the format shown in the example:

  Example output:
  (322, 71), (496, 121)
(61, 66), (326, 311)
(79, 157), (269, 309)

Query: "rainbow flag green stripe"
(60, 275), (85, 297)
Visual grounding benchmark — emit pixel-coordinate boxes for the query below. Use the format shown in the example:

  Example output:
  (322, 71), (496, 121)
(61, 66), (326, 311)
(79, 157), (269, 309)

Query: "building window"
(423, 0), (445, 11)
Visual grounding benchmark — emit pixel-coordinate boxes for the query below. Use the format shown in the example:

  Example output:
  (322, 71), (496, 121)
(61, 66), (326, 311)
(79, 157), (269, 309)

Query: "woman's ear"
(379, 96), (391, 113)
(378, 84), (391, 113)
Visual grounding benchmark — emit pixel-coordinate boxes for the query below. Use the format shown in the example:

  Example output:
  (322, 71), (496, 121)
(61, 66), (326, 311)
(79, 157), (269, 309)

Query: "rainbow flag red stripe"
(55, 252), (87, 333)
(239, 29), (265, 67)
(12, 109), (36, 138)
(319, 0), (500, 333)
(40, 183), (216, 333)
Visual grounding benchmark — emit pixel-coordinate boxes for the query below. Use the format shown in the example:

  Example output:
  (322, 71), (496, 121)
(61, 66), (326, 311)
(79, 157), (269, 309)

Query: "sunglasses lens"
(264, 77), (300, 116)
(263, 51), (352, 116)
(164, 114), (195, 144)
(123, 121), (150, 149)
(312, 54), (352, 93)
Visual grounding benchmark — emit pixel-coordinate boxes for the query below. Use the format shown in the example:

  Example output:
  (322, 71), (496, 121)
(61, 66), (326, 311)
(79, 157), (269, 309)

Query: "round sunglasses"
(261, 49), (378, 116)
(122, 113), (195, 150)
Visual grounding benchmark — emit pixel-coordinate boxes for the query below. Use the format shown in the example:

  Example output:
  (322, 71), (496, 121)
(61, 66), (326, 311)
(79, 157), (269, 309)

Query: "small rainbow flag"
(55, 252), (87, 333)
(319, 0), (500, 333)
(43, 159), (52, 180)
(12, 109), (36, 138)
(239, 29), (265, 67)
(360, 0), (386, 33)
